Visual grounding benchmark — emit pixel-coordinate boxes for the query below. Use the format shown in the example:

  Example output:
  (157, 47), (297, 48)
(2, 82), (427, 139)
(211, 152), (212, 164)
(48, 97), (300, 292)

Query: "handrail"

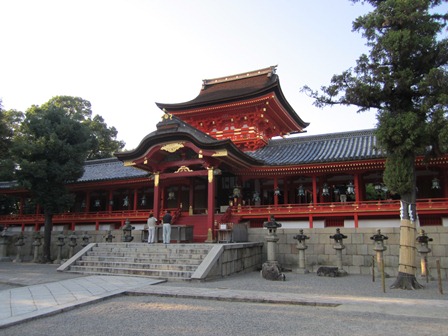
(0, 198), (447, 223)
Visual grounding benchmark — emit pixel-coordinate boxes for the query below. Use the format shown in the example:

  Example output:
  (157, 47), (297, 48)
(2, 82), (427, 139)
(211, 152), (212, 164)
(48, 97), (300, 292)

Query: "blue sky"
(1, 0), (383, 149)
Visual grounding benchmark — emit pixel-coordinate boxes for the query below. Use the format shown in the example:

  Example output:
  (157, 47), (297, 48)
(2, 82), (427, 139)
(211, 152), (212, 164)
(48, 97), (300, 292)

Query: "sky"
(0, 0), (382, 150)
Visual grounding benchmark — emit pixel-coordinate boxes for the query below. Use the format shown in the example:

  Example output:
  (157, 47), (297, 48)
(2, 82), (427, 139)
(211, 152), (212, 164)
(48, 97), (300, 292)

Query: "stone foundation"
(248, 227), (448, 278)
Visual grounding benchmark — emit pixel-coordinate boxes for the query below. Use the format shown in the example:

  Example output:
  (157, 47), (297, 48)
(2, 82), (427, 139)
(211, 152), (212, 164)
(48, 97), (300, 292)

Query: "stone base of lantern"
(261, 262), (285, 281)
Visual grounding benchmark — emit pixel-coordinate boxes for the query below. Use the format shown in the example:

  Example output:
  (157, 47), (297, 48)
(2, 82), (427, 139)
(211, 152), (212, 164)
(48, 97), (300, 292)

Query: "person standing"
(162, 210), (172, 244)
(147, 213), (157, 244)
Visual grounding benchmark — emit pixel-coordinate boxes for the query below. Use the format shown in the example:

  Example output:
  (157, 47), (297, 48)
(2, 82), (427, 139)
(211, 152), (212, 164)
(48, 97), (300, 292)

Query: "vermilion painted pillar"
(354, 173), (360, 203)
(153, 172), (161, 220)
(354, 173), (360, 228)
(85, 192), (91, 213)
(133, 189), (138, 211)
(312, 176), (318, 204)
(207, 168), (215, 240)
(108, 190), (113, 212)
(189, 179), (195, 214)
(274, 176), (279, 206)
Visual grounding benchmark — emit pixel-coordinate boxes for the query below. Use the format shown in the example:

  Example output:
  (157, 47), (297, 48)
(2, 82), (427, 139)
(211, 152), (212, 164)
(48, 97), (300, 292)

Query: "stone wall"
(248, 227), (448, 278)
(204, 243), (263, 279)
(2, 229), (132, 262)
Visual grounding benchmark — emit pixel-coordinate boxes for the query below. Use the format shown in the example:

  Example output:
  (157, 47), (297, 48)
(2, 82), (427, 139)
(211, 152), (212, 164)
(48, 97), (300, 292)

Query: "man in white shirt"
(147, 213), (158, 243)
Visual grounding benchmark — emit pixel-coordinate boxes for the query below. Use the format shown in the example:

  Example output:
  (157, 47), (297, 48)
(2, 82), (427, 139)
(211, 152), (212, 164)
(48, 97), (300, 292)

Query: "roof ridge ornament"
(201, 65), (277, 90)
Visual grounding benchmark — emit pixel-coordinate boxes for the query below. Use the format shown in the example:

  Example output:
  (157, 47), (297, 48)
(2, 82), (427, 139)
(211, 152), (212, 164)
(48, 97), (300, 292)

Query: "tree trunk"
(390, 190), (423, 290)
(42, 211), (53, 263)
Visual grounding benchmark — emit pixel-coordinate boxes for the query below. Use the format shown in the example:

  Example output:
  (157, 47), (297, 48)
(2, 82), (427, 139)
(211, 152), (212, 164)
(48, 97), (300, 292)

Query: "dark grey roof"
(76, 158), (148, 183)
(0, 181), (18, 189)
(247, 129), (385, 165)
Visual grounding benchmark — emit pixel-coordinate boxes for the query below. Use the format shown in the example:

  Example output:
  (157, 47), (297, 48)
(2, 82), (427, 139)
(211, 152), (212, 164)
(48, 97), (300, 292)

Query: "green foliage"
(303, 0), (448, 196)
(44, 96), (125, 159)
(383, 154), (415, 195)
(13, 101), (92, 214)
(85, 115), (125, 160)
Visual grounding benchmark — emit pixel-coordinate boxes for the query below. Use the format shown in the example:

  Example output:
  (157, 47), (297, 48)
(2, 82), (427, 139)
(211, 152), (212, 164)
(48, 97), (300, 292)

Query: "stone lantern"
(13, 232), (25, 263)
(68, 231), (78, 259)
(0, 226), (12, 262)
(329, 228), (348, 276)
(416, 229), (433, 280)
(32, 231), (43, 263)
(104, 230), (115, 243)
(261, 215), (285, 281)
(54, 232), (66, 264)
(122, 219), (135, 242)
(370, 229), (390, 278)
(81, 231), (91, 247)
(293, 229), (310, 274)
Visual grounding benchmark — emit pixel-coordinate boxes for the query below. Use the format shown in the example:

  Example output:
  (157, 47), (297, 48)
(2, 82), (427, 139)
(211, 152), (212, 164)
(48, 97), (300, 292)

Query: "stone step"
(81, 256), (203, 265)
(85, 251), (208, 260)
(90, 246), (212, 255)
(67, 265), (194, 280)
(75, 260), (198, 271)
(65, 242), (212, 281)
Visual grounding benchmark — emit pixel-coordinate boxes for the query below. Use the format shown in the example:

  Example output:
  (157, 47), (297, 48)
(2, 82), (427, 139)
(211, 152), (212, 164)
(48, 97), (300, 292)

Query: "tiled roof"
(76, 158), (148, 183)
(247, 129), (384, 165)
(156, 67), (278, 110)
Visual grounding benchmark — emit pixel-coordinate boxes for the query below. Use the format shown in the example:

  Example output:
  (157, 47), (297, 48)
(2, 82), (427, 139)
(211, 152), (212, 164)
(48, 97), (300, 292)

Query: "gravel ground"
(0, 295), (446, 336)
(161, 270), (447, 301)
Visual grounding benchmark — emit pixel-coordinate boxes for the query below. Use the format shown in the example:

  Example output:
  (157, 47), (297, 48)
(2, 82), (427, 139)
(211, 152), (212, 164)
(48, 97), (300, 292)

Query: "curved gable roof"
(156, 66), (309, 129)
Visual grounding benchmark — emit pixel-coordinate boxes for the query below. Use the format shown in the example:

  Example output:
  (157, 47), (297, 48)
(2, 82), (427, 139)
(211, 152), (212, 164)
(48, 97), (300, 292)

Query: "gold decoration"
(161, 142), (184, 153)
(162, 112), (173, 120)
(123, 161), (135, 167)
(198, 150), (203, 159)
(208, 167), (214, 183)
(212, 149), (228, 157)
(154, 172), (160, 187)
(175, 166), (193, 173)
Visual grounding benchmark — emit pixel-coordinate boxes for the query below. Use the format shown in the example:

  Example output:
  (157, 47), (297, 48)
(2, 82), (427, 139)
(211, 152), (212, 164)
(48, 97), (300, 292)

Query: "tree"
(44, 96), (125, 159)
(13, 100), (92, 262)
(302, 0), (448, 289)
(85, 115), (125, 160)
(0, 102), (23, 181)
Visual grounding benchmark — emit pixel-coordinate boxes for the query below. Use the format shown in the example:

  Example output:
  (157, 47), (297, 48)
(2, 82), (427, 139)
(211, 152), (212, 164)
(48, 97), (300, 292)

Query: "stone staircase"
(64, 243), (213, 281)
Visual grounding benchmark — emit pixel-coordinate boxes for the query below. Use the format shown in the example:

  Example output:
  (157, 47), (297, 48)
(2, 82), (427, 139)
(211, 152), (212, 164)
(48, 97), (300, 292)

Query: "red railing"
(0, 198), (447, 226)
(231, 198), (448, 218)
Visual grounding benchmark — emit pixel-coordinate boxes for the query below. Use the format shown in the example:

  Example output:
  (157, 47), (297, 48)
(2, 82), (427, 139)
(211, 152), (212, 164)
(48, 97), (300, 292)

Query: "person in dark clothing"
(162, 210), (172, 244)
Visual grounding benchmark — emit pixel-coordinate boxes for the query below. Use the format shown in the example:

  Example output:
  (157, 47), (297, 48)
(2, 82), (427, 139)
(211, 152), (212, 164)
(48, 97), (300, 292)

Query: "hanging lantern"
(274, 187), (281, 196)
(297, 185), (305, 196)
(140, 195), (147, 206)
(347, 181), (355, 195)
(233, 186), (241, 198)
(322, 183), (329, 196)
(123, 196), (129, 207)
(432, 177), (441, 189)
(374, 182), (383, 192)
(94, 199), (101, 208)
(252, 191), (260, 202)
(168, 191), (175, 200)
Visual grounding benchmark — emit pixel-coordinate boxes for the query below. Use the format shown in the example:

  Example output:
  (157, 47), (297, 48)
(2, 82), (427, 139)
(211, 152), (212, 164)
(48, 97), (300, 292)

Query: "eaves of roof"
(155, 67), (309, 129)
(115, 115), (263, 166)
(75, 157), (149, 183)
(247, 129), (385, 165)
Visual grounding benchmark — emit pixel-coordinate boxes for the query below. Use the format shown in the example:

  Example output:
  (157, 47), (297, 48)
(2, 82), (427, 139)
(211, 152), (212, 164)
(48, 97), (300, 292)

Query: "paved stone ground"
(0, 262), (447, 334)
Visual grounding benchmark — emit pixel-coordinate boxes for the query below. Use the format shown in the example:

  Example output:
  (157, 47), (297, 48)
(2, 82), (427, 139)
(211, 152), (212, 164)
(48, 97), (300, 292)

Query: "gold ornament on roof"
(161, 142), (184, 153)
(175, 166), (193, 173)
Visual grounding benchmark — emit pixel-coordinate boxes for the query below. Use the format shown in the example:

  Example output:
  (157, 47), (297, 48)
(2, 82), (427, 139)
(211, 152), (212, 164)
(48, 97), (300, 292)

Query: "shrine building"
(1, 66), (448, 242)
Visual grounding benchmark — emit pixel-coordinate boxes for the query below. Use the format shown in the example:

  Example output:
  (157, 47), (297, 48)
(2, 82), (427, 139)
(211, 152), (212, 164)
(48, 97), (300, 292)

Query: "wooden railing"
(0, 198), (447, 226)
(231, 198), (448, 218)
